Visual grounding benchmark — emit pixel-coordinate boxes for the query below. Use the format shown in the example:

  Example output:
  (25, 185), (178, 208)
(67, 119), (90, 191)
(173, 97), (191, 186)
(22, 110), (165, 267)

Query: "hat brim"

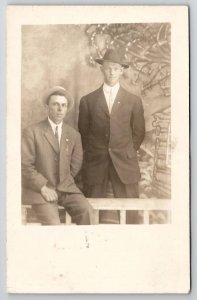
(43, 86), (74, 111)
(95, 58), (129, 69)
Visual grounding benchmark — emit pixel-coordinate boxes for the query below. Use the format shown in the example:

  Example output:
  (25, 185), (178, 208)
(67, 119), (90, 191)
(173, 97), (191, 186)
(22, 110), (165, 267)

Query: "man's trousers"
(84, 158), (139, 224)
(32, 193), (93, 225)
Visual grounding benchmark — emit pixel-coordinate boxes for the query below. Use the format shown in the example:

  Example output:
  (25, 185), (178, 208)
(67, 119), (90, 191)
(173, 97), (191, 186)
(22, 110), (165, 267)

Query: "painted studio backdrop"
(22, 24), (171, 223)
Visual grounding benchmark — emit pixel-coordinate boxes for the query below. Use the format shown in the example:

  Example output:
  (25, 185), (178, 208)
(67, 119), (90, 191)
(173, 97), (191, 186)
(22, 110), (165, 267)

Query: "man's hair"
(46, 91), (66, 105)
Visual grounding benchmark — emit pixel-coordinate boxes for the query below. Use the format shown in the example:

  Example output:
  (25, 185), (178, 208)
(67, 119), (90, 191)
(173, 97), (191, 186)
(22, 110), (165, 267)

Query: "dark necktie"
(55, 126), (59, 146)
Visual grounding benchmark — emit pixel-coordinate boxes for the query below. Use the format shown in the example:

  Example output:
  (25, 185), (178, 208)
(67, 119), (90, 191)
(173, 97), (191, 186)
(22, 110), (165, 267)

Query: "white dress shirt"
(48, 117), (62, 146)
(103, 82), (120, 113)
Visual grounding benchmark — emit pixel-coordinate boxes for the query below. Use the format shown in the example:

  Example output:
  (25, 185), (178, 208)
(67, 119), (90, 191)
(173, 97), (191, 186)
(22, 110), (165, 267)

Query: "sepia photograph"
(6, 6), (189, 293)
(21, 22), (171, 226)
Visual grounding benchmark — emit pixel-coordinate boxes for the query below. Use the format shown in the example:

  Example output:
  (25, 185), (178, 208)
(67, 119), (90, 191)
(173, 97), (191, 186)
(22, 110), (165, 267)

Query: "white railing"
(88, 198), (171, 224)
(22, 198), (171, 225)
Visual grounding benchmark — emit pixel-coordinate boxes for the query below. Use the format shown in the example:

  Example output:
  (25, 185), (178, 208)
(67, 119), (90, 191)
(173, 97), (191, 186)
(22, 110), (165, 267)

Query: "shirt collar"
(103, 82), (120, 93)
(48, 117), (63, 130)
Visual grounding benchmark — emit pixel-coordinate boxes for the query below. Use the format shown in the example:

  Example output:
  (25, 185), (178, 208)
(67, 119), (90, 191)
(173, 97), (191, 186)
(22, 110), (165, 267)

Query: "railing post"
(65, 212), (72, 225)
(22, 206), (28, 225)
(120, 210), (126, 224)
(143, 210), (149, 224)
(93, 210), (99, 224)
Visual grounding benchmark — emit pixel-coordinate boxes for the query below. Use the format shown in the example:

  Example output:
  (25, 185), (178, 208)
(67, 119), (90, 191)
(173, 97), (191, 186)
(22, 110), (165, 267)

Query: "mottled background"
(22, 24), (170, 128)
(22, 25), (104, 128)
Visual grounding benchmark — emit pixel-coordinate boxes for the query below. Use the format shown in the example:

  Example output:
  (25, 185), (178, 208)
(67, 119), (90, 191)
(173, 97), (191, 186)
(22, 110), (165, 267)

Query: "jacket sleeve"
(78, 97), (89, 151)
(70, 131), (83, 178)
(21, 127), (48, 192)
(131, 97), (145, 150)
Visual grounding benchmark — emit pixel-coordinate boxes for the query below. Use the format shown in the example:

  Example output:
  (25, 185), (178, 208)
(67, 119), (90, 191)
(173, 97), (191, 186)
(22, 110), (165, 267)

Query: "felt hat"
(43, 86), (74, 111)
(95, 49), (129, 69)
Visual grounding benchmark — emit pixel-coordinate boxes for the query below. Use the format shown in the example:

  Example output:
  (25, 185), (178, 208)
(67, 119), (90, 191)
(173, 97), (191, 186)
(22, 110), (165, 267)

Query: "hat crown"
(43, 86), (74, 111)
(95, 49), (129, 68)
(102, 49), (123, 63)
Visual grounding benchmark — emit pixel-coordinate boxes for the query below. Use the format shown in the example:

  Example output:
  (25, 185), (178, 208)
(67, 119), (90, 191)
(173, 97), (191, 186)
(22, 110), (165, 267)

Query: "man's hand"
(41, 185), (58, 202)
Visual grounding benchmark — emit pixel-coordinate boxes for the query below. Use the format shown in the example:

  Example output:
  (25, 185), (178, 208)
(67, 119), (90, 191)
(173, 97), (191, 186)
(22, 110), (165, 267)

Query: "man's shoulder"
(120, 86), (142, 104)
(63, 123), (80, 137)
(120, 86), (140, 98)
(23, 119), (47, 134)
(81, 86), (102, 100)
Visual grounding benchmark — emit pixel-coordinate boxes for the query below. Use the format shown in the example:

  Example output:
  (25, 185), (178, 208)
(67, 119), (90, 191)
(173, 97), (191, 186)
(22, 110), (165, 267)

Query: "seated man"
(22, 86), (92, 225)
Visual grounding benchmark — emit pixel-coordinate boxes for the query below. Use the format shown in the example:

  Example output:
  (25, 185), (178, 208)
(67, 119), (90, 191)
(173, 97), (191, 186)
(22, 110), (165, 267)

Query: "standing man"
(22, 86), (92, 225)
(78, 49), (145, 224)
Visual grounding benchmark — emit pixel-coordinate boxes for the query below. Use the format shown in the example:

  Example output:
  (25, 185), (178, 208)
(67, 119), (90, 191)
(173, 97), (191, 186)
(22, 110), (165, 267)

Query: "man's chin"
(54, 118), (64, 124)
(107, 80), (118, 86)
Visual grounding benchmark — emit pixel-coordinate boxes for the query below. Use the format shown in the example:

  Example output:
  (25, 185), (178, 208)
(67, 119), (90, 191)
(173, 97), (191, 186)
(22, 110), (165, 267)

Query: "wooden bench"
(22, 198), (171, 225)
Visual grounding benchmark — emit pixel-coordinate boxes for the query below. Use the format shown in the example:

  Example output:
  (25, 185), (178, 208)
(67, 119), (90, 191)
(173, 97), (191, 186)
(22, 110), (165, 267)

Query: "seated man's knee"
(73, 195), (93, 225)
(79, 196), (93, 215)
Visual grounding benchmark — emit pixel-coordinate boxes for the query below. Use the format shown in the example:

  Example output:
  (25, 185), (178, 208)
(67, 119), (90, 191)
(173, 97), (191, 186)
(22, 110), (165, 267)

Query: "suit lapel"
(111, 86), (125, 115)
(96, 85), (126, 116)
(59, 124), (69, 182)
(60, 123), (69, 156)
(43, 119), (59, 154)
(96, 86), (110, 116)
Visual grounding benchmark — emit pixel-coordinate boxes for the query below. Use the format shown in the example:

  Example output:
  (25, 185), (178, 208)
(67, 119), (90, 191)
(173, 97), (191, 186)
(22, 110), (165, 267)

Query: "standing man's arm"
(131, 98), (145, 150)
(22, 128), (58, 201)
(78, 97), (89, 151)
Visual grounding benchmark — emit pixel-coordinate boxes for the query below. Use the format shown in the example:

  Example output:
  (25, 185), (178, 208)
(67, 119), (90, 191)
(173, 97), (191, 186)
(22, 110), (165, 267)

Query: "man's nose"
(58, 105), (63, 111)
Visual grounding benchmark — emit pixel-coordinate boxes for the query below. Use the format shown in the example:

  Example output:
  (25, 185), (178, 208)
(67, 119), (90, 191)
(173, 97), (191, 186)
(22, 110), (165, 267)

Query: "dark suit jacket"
(78, 85), (145, 185)
(22, 119), (82, 205)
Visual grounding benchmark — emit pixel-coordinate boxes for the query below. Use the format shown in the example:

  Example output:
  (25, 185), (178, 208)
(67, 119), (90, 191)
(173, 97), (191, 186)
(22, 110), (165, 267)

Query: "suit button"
(105, 133), (108, 137)
(54, 158), (57, 161)
(108, 148), (111, 152)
